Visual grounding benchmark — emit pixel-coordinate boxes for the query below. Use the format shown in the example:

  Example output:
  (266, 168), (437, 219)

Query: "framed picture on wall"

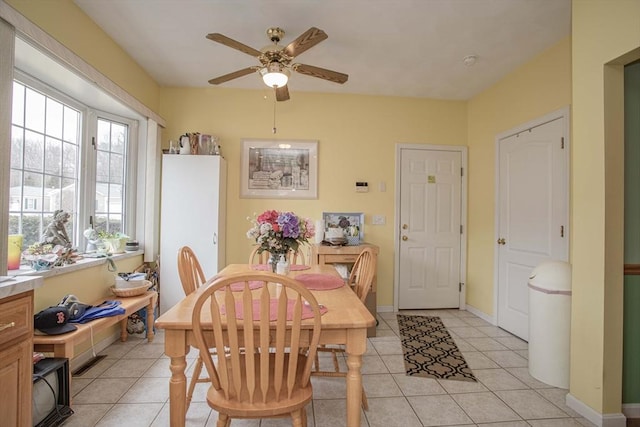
(240, 139), (318, 199)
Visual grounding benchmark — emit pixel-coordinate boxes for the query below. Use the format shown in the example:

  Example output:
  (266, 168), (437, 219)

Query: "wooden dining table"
(154, 263), (376, 427)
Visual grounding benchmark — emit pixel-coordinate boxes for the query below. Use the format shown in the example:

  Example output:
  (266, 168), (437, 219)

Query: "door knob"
(402, 236), (408, 241)
(402, 224), (408, 230)
(497, 238), (506, 245)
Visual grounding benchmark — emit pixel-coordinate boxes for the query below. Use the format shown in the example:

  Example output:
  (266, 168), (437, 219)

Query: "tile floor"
(61, 309), (593, 427)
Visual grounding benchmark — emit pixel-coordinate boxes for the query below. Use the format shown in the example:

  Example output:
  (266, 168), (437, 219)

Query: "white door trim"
(394, 143), (468, 312)
(493, 106), (571, 325)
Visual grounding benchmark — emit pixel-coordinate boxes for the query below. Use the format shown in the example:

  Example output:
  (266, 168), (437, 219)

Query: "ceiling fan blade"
(283, 27), (328, 58)
(293, 63), (349, 84)
(208, 67), (257, 85)
(206, 33), (262, 57)
(275, 85), (290, 102)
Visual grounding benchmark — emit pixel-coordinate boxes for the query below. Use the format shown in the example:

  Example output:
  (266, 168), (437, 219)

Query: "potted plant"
(97, 231), (130, 254)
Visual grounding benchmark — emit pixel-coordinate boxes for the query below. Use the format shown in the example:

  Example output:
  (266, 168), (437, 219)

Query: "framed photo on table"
(322, 212), (364, 244)
(241, 139), (318, 199)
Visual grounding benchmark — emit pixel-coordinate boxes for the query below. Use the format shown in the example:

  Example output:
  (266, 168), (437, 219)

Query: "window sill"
(8, 250), (144, 279)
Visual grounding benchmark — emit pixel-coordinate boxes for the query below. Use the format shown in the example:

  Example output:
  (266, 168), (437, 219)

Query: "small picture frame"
(241, 139), (318, 199)
(322, 212), (364, 245)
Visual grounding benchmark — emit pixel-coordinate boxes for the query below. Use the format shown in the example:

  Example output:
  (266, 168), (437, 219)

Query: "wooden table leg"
(146, 299), (155, 342)
(165, 329), (188, 427)
(345, 328), (367, 427)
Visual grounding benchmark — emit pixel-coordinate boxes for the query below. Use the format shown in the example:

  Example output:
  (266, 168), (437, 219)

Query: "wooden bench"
(33, 291), (157, 360)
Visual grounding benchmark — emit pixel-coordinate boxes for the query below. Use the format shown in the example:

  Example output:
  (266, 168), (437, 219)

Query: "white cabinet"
(160, 155), (227, 313)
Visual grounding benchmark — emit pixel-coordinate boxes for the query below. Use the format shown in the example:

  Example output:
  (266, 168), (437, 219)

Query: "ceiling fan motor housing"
(267, 27), (285, 43)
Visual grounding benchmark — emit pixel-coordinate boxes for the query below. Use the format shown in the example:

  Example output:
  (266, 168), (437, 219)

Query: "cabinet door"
(160, 155), (226, 313)
(0, 340), (32, 426)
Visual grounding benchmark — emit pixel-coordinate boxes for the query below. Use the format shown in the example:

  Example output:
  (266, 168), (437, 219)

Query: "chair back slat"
(350, 247), (376, 302)
(259, 286), (271, 403)
(191, 272), (322, 405)
(241, 281), (257, 403)
(177, 246), (206, 295)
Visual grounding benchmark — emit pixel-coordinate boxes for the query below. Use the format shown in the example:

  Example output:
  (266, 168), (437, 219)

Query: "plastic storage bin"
(528, 260), (571, 389)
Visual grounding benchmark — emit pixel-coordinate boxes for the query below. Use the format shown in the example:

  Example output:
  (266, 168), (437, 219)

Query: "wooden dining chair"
(311, 247), (375, 410)
(248, 246), (307, 265)
(176, 246), (209, 411)
(191, 271), (323, 427)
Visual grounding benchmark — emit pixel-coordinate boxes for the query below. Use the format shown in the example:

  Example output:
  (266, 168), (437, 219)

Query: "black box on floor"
(32, 358), (73, 427)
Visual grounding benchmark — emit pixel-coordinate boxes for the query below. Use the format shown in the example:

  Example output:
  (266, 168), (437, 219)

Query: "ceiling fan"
(206, 27), (349, 101)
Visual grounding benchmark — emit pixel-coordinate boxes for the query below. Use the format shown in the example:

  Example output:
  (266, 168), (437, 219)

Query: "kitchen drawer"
(323, 254), (359, 263)
(0, 294), (32, 345)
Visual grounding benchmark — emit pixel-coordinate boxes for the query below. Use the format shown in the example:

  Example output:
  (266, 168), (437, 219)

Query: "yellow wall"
(159, 87), (467, 306)
(6, 0), (160, 111)
(571, 0), (640, 414)
(466, 37), (572, 314)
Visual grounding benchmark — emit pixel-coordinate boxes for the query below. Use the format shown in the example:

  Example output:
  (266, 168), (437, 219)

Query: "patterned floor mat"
(397, 314), (477, 382)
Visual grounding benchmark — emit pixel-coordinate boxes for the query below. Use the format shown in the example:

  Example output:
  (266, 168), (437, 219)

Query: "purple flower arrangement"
(247, 210), (315, 255)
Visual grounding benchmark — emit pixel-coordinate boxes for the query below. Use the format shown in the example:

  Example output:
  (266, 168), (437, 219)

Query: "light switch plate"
(372, 215), (386, 225)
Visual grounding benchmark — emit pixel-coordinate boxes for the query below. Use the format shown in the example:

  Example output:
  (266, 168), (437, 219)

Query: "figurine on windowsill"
(41, 209), (72, 248)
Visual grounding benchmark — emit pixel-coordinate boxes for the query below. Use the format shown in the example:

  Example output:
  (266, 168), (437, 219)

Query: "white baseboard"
(622, 403), (640, 419)
(464, 304), (496, 325)
(68, 330), (120, 372)
(566, 393), (627, 427)
(377, 305), (394, 313)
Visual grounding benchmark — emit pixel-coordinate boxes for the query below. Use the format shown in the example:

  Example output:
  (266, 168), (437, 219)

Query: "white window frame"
(11, 72), (139, 248)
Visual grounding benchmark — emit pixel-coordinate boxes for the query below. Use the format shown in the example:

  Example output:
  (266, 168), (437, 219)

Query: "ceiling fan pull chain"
(272, 96), (277, 134)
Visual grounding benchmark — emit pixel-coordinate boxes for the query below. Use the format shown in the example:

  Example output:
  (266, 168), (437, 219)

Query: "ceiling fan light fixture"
(260, 62), (290, 88)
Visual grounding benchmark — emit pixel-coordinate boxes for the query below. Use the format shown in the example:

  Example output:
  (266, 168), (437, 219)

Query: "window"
(9, 80), (80, 247)
(8, 77), (136, 249)
(94, 117), (128, 235)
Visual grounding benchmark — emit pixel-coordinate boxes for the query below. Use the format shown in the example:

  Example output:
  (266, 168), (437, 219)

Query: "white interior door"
(398, 147), (463, 309)
(496, 115), (569, 340)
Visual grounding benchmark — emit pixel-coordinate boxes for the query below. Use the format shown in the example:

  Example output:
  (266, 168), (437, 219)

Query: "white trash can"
(528, 260), (571, 389)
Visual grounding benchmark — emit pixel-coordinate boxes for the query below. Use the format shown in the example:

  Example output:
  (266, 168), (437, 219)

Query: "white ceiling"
(73, 0), (571, 101)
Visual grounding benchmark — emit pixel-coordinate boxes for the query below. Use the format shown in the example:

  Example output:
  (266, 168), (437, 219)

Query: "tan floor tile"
(408, 395), (474, 426)
(506, 367), (556, 389)
(535, 388), (581, 417)
(448, 326), (488, 338)
(364, 397), (422, 427)
(95, 403), (164, 426)
(528, 419), (587, 427)
(362, 373), (403, 397)
(495, 390), (570, 419)
(370, 339), (403, 355)
(476, 326), (516, 338)
(99, 358), (157, 378)
(313, 399), (369, 427)
(360, 355), (391, 374)
(59, 404), (112, 427)
(495, 336), (529, 351)
(380, 354), (407, 374)
(73, 377), (138, 404)
(437, 378), (488, 394)
(473, 368), (528, 391)
(483, 351), (528, 368)
(392, 373), (447, 396)
(120, 377), (170, 403)
(451, 392), (521, 424)
(465, 337), (509, 351)
(460, 351), (500, 369)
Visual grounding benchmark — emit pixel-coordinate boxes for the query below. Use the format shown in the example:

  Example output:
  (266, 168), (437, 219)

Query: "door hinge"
(561, 225), (564, 237)
(92, 136), (96, 150)
(461, 167), (464, 177)
(561, 137), (564, 149)
(460, 225), (463, 234)
(459, 282), (464, 292)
